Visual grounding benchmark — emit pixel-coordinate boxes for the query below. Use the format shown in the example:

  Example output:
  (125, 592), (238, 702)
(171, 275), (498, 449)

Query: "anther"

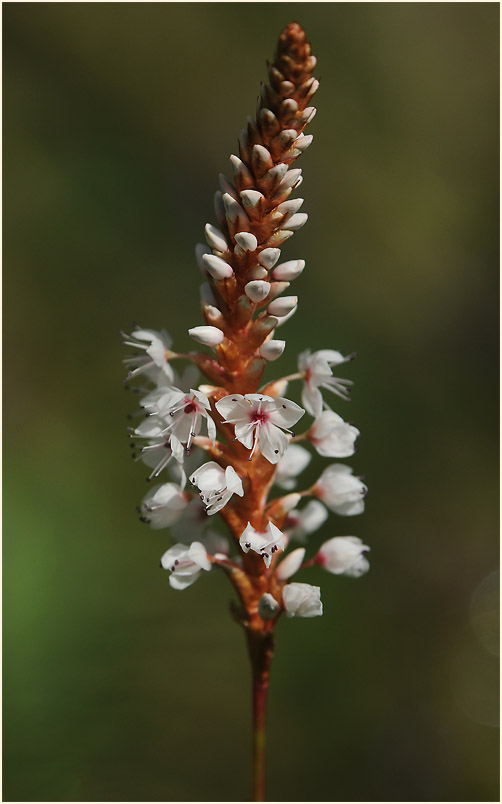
(245, 542), (251, 548)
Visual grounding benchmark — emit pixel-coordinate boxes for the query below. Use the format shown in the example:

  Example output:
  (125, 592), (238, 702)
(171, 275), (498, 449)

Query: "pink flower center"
(184, 402), (196, 414)
(250, 410), (269, 425)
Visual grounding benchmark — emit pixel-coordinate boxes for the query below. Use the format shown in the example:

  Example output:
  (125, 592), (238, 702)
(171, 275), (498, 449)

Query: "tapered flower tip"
(258, 248), (281, 269)
(240, 189), (264, 208)
(204, 223), (229, 253)
(276, 547), (306, 580)
(188, 326), (225, 346)
(267, 296), (298, 317)
(272, 259), (305, 281)
(202, 253), (234, 280)
(235, 232), (258, 252)
(245, 280), (271, 303)
(283, 582), (323, 618)
(258, 593), (280, 621)
(259, 339), (286, 361)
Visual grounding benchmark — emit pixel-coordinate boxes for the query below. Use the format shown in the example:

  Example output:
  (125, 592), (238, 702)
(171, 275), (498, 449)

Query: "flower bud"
(283, 583), (323, 618)
(258, 593), (280, 621)
(272, 259), (305, 281)
(188, 326), (225, 346)
(267, 296), (298, 317)
(258, 248), (281, 269)
(276, 548), (306, 580)
(204, 223), (229, 253)
(259, 339), (286, 361)
(316, 536), (370, 578)
(235, 232), (258, 252)
(245, 280), (271, 303)
(202, 253), (234, 280)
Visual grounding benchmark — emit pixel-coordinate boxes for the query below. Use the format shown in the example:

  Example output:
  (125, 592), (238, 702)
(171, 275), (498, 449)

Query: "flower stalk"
(122, 21), (371, 802)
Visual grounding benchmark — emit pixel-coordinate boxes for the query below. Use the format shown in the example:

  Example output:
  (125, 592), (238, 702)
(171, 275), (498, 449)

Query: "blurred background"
(3, 3), (499, 801)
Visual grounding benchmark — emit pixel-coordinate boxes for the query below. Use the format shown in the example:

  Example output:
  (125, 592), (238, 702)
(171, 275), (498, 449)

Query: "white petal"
(169, 570), (201, 590)
(259, 423), (289, 463)
(272, 259), (305, 281)
(258, 248), (281, 269)
(283, 582), (323, 618)
(215, 394), (246, 421)
(206, 414), (217, 444)
(234, 421), (256, 449)
(267, 397), (305, 428)
(235, 232), (258, 252)
(188, 541), (212, 571)
(225, 465), (244, 496)
(191, 461), (225, 491)
(276, 547), (306, 580)
(301, 383), (323, 417)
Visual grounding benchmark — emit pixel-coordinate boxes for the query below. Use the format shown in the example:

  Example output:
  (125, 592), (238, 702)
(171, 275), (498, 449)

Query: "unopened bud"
(188, 326), (225, 346)
(273, 259), (305, 281)
(258, 248), (281, 269)
(267, 296), (298, 317)
(258, 593), (280, 621)
(259, 339), (286, 361)
(235, 232), (258, 252)
(202, 253), (234, 280)
(245, 280), (271, 303)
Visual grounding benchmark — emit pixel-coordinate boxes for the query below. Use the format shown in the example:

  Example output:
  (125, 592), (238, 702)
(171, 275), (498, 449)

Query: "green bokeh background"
(3, 2), (499, 801)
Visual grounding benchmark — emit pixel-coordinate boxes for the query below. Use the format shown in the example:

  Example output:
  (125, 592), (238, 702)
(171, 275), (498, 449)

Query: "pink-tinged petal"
(191, 388), (211, 410)
(267, 397), (305, 428)
(259, 423), (289, 463)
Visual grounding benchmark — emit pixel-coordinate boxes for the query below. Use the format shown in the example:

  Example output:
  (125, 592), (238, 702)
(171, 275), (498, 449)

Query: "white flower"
(215, 393), (304, 464)
(239, 521), (285, 568)
(316, 536), (370, 577)
(283, 582), (323, 618)
(276, 547), (306, 580)
(285, 500), (328, 542)
(190, 461), (244, 515)
(298, 348), (354, 416)
(313, 464), (367, 516)
(307, 411), (359, 458)
(258, 593), (280, 620)
(275, 443), (312, 490)
(140, 483), (188, 529)
(144, 387), (216, 452)
(160, 541), (211, 590)
(122, 327), (174, 382)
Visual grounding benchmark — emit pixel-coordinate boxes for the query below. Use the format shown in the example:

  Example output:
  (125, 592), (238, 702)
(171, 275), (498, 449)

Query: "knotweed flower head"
(122, 22), (370, 802)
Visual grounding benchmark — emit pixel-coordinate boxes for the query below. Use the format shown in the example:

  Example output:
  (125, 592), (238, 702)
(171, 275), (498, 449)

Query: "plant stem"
(246, 628), (274, 802)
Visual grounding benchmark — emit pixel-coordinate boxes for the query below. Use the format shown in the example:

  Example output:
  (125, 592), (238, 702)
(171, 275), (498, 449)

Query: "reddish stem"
(246, 629), (274, 801)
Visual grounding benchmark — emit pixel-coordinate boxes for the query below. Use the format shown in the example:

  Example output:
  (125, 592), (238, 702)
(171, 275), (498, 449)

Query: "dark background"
(3, 3), (499, 801)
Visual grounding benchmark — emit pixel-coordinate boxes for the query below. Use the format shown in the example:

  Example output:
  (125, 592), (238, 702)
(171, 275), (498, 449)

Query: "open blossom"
(140, 483), (188, 529)
(216, 394), (304, 464)
(122, 327), (174, 382)
(160, 541), (211, 590)
(313, 463), (367, 516)
(283, 582), (323, 618)
(298, 348), (354, 416)
(275, 443), (312, 490)
(239, 522), (285, 568)
(190, 461), (244, 515)
(285, 499), (329, 542)
(316, 536), (370, 577)
(307, 410), (359, 458)
(145, 387), (216, 452)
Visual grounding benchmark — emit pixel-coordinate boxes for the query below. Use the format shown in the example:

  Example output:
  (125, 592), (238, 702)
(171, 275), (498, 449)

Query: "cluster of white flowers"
(123, 324), (370, 611)
(123, 22), (370, 623)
